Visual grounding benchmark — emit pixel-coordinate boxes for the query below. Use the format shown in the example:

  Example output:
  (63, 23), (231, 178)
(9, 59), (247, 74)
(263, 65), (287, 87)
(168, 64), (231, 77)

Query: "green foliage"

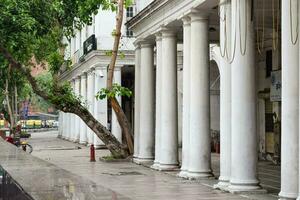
(0, 0), (134, 113)
(96, 83), (132, 100)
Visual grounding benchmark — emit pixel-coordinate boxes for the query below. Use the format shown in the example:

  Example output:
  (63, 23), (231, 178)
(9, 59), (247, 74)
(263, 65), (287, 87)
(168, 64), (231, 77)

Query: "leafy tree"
(0, 0), (133, 158)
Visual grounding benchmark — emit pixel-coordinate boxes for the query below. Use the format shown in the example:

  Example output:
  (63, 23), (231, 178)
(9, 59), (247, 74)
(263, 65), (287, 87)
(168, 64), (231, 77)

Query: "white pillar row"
(137, 41), (155, 163)
(187, 10), (212, 179)
(151, 33), (163, 170)
(178, 16), (191, 177)
(214, 0), (232, 190)
(87, 69), (95, 145)
(66, 112), (71, 140)
(65, 112), (69, 139)
(58, 112), (62, 138)
(64, 112), (68, 139)
(70, 79), (76, 141)
(281, 0), (299, 199)
(61, 112), (65, 139)
(158, 28), (179, 171)
(228, 0), (261, 192)
(93, 66), (106, 148)
(79, 72), (88, 145)
(111, 67), (122, 143)
(133, 44), (141, 161)
(74, 76), (81, 142)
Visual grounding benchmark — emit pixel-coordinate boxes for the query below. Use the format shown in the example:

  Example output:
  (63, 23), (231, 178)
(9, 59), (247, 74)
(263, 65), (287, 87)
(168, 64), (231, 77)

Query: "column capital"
(181, 16), (191, 26)
(140, 40), (154, 48)
(75, 75), (81, 80)
(161, 28), (177, 38)
(155, 33), (162, 41)
(115, 65), (122, 70)
(80, 72), (87, 79)
(188, 9), (209, 22)
(94, 65), (107, 71)
(133, 38), (143, 49)
(87, 67), (95, 75)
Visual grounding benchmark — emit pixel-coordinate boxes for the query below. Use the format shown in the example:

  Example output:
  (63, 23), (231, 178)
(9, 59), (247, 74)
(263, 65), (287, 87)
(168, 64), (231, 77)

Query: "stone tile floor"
(29, 131), (279, 200)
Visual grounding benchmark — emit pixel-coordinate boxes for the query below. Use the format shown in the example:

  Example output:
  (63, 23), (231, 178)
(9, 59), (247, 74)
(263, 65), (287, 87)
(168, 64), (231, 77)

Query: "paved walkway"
(29, 131), (279, 200)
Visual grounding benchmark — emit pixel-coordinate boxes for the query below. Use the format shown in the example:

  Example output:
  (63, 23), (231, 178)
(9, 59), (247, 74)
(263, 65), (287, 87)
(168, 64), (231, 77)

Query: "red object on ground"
(90, 144), (96, 162)
(5, 136), (14, 144)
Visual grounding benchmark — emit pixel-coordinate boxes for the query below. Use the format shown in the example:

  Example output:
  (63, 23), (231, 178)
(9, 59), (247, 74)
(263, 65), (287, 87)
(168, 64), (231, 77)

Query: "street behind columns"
(30, 131), (279, 200)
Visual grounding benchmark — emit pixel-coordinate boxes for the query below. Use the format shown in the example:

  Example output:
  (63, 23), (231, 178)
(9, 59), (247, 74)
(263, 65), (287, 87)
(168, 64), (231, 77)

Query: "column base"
(73, 139), (80, 143)
(132, 157), (141, 164)
(158, 163), (179, 171)
(70, 139), (78, 143)
(228, 182), (267, 194)
(79, 141), (87, 145)
(279, 191), (298, 200)
(177, 170), (189, 178)
(150, 162), (160, 170)
(133, 157), (153, 165)
(186, 171), (214, 180)
(213, 180), (230, 191)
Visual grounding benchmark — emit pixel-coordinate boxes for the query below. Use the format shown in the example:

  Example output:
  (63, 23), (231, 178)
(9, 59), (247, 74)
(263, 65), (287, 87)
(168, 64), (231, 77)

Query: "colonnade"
(58, 66), (123, 148)
(132, 0), (283, 194)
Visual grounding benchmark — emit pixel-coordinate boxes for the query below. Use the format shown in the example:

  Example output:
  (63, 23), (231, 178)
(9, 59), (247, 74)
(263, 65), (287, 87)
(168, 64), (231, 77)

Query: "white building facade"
(58, 3), (141, 147)
(57, 0), (300, 199)
(127, 0), (298, 199)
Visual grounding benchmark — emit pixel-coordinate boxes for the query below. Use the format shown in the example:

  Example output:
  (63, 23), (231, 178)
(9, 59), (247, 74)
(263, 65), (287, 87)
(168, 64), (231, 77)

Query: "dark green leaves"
(96, 83), (132, 100)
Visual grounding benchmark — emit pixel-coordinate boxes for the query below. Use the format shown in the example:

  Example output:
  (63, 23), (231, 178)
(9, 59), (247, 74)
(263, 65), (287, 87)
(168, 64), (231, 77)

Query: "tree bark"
(5, 77), (14, 130)
(14, 84), (18, 125)
(106, 0), (134, 155)
(0, 44), (129, 158)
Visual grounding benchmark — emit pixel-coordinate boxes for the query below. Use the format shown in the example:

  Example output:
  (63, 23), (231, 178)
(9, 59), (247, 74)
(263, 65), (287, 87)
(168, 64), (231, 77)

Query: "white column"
(70, 79), (76, 141)
(65, 112), (69, 139)
(93, 66), (106, 148)
(59, 111), (64, 139)
(153, 33), (163, 168)
(61, 112), (65, 139)
(133, 44), (141, 161)
(178, 17), (191, 177)
(281, 0), (299, 199)
(79, 73), (88, 144)
(151, 34), (163, 169)
(137, 41), (155, 162)
(187, 11), (212, 179)
(87, 69), (95, 145)
(74, 76), (81, 142)
(111, 68), (122, 143)
(159, 29), (179, 171)
(214, 0), (232, 190)
(67, 112), (71, 140)
(228, 0), (261, 192)
(58, 112), (62, 138)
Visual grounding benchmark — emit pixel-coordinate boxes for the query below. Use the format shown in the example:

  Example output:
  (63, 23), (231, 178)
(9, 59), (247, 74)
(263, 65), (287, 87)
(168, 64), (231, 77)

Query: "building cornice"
(59, 50), (135, 82)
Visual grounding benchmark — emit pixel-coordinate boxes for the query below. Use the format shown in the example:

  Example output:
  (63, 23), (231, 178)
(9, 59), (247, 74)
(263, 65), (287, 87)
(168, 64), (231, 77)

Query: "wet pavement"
(0, 135), (130, 200)
(27, 131), (279, 200)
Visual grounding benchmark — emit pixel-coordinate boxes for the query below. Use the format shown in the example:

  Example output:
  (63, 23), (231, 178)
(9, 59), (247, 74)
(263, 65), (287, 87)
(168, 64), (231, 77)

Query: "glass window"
(126, 28), (133, 37)
(126, 7), (134, 18)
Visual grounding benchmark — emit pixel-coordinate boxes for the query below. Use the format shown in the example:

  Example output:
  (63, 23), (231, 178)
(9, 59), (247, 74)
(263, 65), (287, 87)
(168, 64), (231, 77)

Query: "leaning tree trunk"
(106, 0), (134, 154)
(0, 44), (129, 159)
(5, 68), (14, 130)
